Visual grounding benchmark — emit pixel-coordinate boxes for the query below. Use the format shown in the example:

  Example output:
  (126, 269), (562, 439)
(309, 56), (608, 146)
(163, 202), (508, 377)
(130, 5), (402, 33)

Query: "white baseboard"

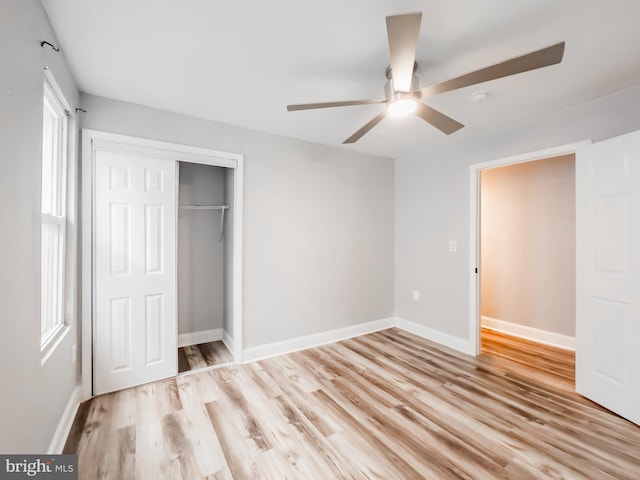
(395, 317), (474, 355)
(178, 328), (223, 348)
(481, 316), (575, 351)
(222, 330), (234, 356)
(48, 385), (82, 454)
(242, 317), (395, 363)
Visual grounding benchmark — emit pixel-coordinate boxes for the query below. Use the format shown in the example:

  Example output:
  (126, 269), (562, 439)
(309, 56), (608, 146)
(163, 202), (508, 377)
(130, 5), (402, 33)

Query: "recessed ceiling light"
(471, 91), (489, 102)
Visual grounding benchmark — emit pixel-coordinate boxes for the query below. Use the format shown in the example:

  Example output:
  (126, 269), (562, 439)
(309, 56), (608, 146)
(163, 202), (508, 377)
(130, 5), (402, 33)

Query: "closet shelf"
(179, 204), (230, 240)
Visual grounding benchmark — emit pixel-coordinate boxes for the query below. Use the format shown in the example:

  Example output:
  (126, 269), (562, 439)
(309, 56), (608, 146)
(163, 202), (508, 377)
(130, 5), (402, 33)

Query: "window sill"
(41, 324), (71, 366)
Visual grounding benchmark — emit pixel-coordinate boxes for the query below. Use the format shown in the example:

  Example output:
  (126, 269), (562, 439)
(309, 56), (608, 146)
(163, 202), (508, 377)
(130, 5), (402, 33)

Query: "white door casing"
(468, 141), (589, 355)
(94, 150), (177, 395)
(576, 130), (640, 425)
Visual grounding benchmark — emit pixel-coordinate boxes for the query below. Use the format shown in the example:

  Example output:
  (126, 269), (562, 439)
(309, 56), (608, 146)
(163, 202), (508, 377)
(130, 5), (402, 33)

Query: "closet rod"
(178, 205), (229, 241)
(179, 205), (229, 210)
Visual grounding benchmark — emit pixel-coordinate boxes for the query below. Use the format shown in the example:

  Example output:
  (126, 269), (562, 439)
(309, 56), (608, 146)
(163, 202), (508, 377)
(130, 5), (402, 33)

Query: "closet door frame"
(81, 129), (244, 399)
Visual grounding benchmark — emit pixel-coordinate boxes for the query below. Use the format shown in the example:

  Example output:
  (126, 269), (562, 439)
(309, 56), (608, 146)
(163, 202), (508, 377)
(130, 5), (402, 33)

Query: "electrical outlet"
(449, 240), (457, 253)
(412, 290), (420, 301)
(71, 344), (76, 364)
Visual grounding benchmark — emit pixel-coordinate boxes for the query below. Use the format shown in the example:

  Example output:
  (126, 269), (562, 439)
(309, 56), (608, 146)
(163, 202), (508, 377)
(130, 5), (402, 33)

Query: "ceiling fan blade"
(415, 102), (464, 135)
(418, 42), (565, 98)
(386, 13), (422, 93)
(287, 99), (387, 111)
(343, 112), (387, 144)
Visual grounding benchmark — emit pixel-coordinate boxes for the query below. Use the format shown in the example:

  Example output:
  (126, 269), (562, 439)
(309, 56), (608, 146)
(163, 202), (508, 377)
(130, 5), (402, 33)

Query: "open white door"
(94, 150), (177, 395)
(576, 130), (640, 425)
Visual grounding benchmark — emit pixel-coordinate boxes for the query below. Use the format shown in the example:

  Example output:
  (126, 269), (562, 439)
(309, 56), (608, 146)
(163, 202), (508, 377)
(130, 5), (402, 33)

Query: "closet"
(177, 162), (234, 373)
(85, 130), (242, 396)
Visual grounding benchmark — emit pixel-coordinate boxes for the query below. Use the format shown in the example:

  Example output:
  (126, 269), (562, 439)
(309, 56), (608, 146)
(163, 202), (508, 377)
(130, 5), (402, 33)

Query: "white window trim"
(41, 69), (75, 364)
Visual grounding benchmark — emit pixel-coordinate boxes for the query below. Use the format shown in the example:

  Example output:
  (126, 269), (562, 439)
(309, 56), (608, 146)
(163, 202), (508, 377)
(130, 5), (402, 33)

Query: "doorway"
(480, 154), (576, 341)
(478, 154), (577, 390)
(469, 136), (640, 425)
(468, 142), (588, 351)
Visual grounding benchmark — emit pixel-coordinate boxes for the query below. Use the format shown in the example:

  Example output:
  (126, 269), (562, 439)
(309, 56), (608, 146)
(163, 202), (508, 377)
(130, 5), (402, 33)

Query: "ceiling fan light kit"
(286, 12), (565, 144)
(385, 64), (419, 117)
(388, 98), (417, 117)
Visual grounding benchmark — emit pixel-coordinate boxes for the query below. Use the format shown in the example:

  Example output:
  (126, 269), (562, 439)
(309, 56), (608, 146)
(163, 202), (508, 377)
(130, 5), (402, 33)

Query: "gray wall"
(480, 155), (576, 337)
(0, 0), (81, 452)
(178, 163), (227, 336)
(395, 85), (640, 344)
(80, 93), (395, 348)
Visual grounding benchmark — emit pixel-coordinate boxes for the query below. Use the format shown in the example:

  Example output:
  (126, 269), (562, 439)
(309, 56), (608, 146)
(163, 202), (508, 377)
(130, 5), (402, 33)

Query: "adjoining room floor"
(65, 328), (640, 479)
(480, 326), (576, 393)
(178, 340), (233, 374)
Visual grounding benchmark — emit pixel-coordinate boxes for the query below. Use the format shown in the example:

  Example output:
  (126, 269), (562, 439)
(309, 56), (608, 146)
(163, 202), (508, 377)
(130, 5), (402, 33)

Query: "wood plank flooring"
(65, 328), (640, 479)
(480, 327), (576, 394)
(178, 340), (233, 373)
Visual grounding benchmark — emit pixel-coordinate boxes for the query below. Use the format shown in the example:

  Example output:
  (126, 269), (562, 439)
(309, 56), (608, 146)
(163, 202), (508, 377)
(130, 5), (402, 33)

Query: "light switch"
(449, 240), (457, 253)
(412, 290), (420, 301)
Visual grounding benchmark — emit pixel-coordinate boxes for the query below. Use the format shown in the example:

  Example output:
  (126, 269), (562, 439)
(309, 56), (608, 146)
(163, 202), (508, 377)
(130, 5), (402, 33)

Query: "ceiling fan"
(286, 13), (565, 144)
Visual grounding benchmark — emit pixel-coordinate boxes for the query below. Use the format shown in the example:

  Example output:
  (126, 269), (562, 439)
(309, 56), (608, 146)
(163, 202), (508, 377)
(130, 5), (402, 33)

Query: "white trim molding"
(178, 328), (223, 348)
(242, 317), (479, 363)
(48, 385), (82, 454)
(242, 318), (395, 362)
(481, 316), (575, 351)
(395, 317), (474, 355)
(222, 330), (234, 357)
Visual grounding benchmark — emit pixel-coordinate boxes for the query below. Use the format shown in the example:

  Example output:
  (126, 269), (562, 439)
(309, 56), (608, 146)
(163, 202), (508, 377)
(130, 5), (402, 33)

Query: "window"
(41, 73), (69, 351)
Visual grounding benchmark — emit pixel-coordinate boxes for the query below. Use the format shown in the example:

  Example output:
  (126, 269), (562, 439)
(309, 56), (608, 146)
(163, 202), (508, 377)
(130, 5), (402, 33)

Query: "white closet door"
(576, 130), (640, 425)
(94, 150), (177, 395)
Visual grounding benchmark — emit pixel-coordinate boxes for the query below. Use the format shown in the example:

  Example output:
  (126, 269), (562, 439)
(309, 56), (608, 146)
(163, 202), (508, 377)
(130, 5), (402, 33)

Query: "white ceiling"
(42, 0), (640, 158)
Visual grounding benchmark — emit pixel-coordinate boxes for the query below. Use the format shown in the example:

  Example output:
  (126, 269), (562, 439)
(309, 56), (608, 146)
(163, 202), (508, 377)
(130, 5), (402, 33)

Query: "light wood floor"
(480, 327), (576, 394)
(65, 328), (640, 479)
(178, 341), (233, 374)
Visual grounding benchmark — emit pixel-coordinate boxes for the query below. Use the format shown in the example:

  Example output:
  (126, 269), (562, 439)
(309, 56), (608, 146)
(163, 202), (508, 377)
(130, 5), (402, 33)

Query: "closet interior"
(177, 161), (234, 373)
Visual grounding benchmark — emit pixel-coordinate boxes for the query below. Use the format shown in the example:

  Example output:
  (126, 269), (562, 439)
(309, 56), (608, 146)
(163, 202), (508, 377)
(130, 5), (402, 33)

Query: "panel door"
(576, 131), (640, 425)
(94, 150), (176, 395)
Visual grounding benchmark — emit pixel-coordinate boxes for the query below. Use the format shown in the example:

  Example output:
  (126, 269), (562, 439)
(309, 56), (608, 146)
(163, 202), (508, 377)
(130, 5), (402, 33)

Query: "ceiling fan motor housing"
(385, 63), (419, 100)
